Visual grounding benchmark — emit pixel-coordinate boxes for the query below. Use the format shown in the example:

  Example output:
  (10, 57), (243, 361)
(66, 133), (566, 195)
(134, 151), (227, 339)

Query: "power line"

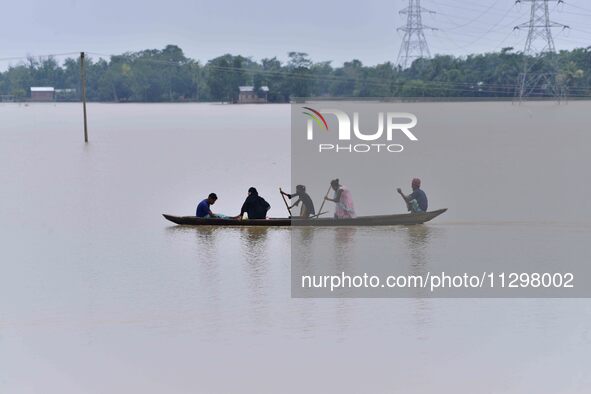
(514, 0), (569, 100)
(439, 5), (517, 51)
(515, 0), (569, 54)
(0, 52), (80, 63)
(397, 0), (437, 68)
(434, 0), (503, 31)
(561, 1), (591, 14)
(82, 51), (591, 95)
(80, 51), (572, 95)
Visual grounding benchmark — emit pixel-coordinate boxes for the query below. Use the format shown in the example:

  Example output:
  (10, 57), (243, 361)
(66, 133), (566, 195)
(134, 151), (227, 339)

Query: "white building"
(237, 86), (269, 103)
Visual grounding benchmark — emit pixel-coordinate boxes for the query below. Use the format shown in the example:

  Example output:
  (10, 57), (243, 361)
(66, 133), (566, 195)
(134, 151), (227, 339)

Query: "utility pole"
(397, 0), (437, 69)
(514, 0), (569, 100)
(80, 52), (89, 142)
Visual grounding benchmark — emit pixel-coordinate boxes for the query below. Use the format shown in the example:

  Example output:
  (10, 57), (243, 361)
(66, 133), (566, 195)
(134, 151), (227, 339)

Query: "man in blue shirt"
(196, 193), (218, 217)
(397, 178), (428, 213)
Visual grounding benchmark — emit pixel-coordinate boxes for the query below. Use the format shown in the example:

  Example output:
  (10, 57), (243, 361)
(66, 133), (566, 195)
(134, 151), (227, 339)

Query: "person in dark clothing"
(281, 185), (316, 217)
(196, 193), (218, 218)
(397, 178), (428, 213)
(239, 187), (271, 219)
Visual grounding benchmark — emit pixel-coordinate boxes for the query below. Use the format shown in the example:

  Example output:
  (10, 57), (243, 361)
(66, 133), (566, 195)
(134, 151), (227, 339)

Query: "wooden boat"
(163, 208), (446, 227)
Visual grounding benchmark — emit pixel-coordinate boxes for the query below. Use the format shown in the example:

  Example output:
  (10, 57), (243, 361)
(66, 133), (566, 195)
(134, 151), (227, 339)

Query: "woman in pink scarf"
(324, 178), (356, 219)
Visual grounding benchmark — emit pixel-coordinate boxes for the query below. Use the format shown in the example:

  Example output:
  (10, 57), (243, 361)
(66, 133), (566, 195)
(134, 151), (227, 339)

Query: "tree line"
(0, 44), (589, 101)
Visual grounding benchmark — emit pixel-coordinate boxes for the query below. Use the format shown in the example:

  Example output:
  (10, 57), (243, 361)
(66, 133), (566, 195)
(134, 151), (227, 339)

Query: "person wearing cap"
(324, 178), (356, 219)
(397, 178), (428, 213)
(281, 185), (316, 218)
(239, 187), (271, 219)
(196, 193), (219, 218)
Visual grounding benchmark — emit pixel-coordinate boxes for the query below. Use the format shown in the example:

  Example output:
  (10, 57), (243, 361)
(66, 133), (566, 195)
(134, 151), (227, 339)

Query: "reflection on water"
(406, 225), (432, 271)
(404, 225), (435, 331)
(168, 224), (441, 335)
(334, 227), (357, 272)
(291, 225), (443, 299)
(240, 227), (270, 258)
(291, 228), (315, 277)
(167, 225), (281, 332)
(239, 227), (271, 327)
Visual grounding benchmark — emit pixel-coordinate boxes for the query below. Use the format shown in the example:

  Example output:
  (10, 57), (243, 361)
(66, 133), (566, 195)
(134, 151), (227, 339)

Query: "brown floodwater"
(0, 102), (590, 393)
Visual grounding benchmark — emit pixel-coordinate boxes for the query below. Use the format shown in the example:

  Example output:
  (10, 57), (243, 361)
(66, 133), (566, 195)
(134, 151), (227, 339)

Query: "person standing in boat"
(281, 185), (316, 218)
(239, 187), (271, 219)
(397, 178), (428, 213)
(196, 193), (219, 218)
(324, 179), (356, 219)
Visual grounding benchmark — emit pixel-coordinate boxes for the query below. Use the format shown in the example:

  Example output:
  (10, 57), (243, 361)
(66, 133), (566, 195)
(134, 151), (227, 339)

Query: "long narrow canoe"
(163, 208), (446, 227)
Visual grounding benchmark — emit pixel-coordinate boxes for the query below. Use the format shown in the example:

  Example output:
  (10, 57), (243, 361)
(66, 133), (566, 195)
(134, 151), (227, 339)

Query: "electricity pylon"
(514, 0), (569, 100)
(397, 0), (436, 69)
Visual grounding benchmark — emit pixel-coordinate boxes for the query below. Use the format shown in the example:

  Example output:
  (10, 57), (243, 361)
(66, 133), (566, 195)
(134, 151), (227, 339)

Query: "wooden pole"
(279, 188), (293, 217)
(80, 52), (88, 143)
(316, 184), (333, 219)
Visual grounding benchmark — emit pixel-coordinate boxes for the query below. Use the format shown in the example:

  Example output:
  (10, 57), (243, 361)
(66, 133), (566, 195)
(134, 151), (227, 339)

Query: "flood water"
(1, 102), (590, 393)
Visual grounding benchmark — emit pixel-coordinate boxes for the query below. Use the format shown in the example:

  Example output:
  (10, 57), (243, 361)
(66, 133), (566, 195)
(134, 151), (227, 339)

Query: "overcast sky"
(1, 0), (590, 67)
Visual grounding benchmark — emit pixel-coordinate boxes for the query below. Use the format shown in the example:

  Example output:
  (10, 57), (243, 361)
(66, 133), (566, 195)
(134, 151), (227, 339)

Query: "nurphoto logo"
(302, 106), (419, 153)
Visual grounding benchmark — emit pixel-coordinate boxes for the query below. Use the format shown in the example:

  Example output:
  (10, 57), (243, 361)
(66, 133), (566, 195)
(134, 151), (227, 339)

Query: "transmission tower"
(514, 0), (569, 100)
(397, 0), (436, 69)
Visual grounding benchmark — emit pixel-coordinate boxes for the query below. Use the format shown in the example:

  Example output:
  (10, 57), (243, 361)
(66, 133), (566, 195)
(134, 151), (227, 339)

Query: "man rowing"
(239, 187), (271, 219)
(281, 185), (315, 218)
(397, 178), (428, 213)
(324, 178), (356, 219)
(196, 193), (219, 218)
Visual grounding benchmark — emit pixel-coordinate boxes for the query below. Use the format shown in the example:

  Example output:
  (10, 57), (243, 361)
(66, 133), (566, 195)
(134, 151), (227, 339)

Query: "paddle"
(316, 184), (333, 219)
(279, 188), (293, 217)
(309, 211), (328, 219)
(396, 188), (411, 212)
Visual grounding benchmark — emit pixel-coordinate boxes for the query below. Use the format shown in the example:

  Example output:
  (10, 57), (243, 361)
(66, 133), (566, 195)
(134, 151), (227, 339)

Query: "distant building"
(260, 86), (269, 102)
(30, 87), (55, 101)
(55, 88), (77, 101)
(237, 86), (269, 103)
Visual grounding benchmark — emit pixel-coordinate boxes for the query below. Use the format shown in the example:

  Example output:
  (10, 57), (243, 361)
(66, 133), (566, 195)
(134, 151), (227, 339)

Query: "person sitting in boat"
(239, 187), (271, 220)
(281, 185), (316, 218)
(324, 179), (356, 219)
(196, 193), (219, 218)
(397, 178), (428, 213)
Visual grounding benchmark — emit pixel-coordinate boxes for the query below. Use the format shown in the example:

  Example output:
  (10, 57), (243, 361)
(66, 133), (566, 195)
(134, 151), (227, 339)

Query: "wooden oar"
(397, 188), (411, 212)
(279, 188), (293, 217)
(316, 184), (332, 219)
(309, 211), (328, 219)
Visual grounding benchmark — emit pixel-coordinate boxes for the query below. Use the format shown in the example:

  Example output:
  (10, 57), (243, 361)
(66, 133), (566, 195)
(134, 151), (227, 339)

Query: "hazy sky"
(1, 0), (590, 67)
